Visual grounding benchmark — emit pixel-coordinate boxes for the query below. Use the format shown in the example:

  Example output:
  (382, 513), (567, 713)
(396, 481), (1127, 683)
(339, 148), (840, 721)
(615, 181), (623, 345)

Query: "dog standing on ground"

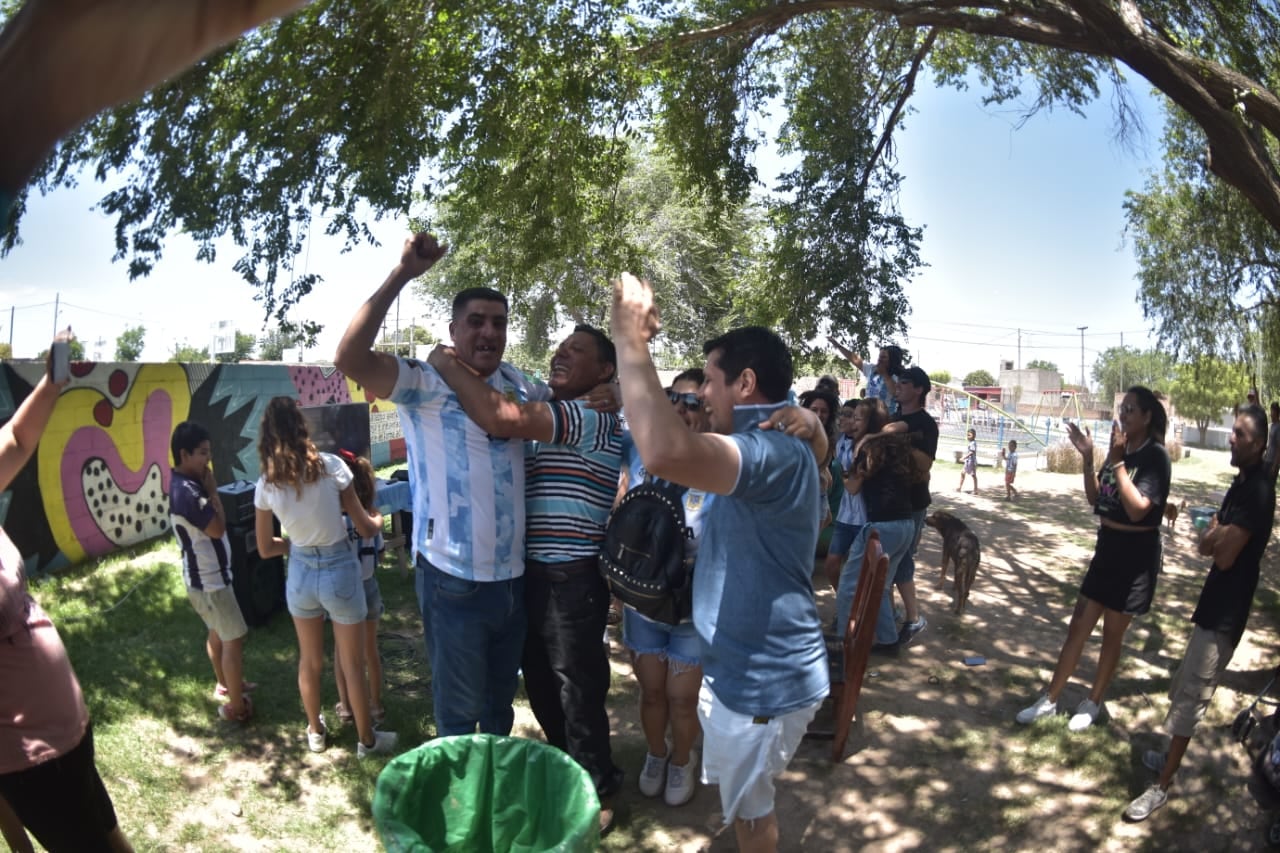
(1164, 499), (1186, 530)
(925, 510), (981, 615)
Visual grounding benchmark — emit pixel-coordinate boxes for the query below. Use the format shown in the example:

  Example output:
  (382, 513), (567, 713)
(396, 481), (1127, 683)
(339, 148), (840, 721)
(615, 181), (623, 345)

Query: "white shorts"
(698, 680), (821, 822)
(186, 586), (248, 642)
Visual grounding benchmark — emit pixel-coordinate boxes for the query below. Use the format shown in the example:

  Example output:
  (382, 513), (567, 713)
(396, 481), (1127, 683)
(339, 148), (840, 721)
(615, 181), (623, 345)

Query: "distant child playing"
(332, 449), (386, 728)
(253, 397), (396, 758)
(169, 421), (255, 723)
(958, 428), (978, 493)
(1004, 440), (1020, 500)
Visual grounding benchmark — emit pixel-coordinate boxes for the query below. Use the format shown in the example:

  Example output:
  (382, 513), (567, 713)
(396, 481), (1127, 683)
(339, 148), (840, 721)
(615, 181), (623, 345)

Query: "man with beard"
(1123, 405), (1276, 822)
(336, 233), (544, 738)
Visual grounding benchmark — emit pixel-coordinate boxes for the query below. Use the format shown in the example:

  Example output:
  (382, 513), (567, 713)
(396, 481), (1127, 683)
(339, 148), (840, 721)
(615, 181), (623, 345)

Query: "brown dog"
(1164, 499), (1187, 530)
(925, 510), (981, 615)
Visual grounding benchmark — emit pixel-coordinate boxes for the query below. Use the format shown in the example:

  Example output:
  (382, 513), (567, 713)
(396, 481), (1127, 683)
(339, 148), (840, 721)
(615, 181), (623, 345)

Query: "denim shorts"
(287, 542), (367, 625)
(623, 607), (701, 669)
(828, 522), (862, 557)
(362, 575), (385, 621)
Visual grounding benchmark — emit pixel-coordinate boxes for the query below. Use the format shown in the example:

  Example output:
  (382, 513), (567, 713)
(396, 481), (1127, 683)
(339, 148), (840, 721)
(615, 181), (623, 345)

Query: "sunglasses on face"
(668, 391), (702, 411)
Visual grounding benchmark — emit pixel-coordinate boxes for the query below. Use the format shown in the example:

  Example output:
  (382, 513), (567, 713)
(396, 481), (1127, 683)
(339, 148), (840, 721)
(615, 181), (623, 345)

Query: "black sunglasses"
(667, 391), (702, 411)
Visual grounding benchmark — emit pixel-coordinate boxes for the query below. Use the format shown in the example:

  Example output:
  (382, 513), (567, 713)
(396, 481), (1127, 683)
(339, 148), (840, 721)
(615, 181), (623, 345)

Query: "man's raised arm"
(611, 273), (740, 496)
(335, 233), (446, 399)
(427, 346), (555, 442)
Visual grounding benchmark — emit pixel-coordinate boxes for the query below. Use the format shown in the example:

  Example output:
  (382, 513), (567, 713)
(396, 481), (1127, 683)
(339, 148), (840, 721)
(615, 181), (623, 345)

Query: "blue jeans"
(894, 509), (929, 585)
(416, 556), (527, 737)
(834, 519), (916, 645)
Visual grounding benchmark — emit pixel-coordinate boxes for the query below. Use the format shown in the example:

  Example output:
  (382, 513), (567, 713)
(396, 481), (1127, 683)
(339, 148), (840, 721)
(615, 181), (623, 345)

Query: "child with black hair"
(169, 420), (255, 723)
(332, 449), (387, 728)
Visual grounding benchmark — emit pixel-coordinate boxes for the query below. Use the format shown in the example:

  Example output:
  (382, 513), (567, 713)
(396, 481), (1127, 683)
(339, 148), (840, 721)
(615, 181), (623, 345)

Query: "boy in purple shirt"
(169, 421), (255, 722)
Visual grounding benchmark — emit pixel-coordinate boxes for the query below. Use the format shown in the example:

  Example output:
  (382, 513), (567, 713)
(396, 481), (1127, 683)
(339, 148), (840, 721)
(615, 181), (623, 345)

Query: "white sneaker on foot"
(638, 750), (669, 798)
(307, 714), (328, 753)
(1068, 699), (1101, 732)
(357, 730), (399, 759)
(664, 753), (698, 806)
(1016, 694), (1057, 725)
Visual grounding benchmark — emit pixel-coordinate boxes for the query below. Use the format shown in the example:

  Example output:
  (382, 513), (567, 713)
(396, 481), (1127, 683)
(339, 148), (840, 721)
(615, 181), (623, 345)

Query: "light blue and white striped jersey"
(833, 433), (866, 527)
(525, 402), (623, 562)
(390, 359), (547, 582)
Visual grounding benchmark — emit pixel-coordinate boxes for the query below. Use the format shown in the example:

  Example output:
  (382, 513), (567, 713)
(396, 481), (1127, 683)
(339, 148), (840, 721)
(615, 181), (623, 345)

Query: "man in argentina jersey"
(336, 233), (549, 737)
(428, 325), (625, 807)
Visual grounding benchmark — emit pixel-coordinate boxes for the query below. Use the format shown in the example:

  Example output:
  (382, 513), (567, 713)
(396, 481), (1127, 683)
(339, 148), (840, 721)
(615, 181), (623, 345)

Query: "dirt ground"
(581, 451), (1280, 852)
(143, 449), (1280, 851)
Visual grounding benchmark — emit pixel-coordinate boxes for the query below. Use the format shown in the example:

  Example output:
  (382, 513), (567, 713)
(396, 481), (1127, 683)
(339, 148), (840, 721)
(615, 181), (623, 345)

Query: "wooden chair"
(831, 528), (889, 762)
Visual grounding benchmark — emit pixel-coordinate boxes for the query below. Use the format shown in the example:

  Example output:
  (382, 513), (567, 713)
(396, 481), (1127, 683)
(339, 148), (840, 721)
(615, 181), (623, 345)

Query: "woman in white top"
(254, 397), (396, 758)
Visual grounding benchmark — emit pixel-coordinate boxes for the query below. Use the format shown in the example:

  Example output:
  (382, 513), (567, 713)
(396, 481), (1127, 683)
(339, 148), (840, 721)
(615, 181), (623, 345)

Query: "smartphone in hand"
(51, 340), (70, 383)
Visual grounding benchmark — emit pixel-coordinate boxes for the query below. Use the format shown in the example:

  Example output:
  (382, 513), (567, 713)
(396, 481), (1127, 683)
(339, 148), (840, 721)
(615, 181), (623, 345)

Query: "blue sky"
(1, 74), (1165, 384)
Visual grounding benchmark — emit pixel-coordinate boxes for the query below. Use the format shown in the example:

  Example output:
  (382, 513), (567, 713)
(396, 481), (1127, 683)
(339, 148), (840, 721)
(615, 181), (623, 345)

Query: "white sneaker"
(357, 730), (399, 759)
(1068, 699), (1101, 732)
(638, 750), (669, 798)
(664, 753), (698, 806)
(307, 714), (328, 753)
(1016, 694), (1057, 725)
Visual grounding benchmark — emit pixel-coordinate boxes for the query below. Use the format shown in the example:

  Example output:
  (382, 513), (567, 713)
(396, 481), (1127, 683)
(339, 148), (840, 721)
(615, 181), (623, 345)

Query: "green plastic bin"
(373, 734), (600, 852)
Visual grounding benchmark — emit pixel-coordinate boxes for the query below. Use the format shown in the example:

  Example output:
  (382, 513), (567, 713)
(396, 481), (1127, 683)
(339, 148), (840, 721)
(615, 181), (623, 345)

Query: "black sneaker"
(897, 617), (927, 647)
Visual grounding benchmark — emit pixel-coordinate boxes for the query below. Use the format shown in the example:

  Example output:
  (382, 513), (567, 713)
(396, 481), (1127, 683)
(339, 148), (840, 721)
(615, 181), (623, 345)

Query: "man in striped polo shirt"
(336, 232), (547, 737)
(428, 324), (625, 809)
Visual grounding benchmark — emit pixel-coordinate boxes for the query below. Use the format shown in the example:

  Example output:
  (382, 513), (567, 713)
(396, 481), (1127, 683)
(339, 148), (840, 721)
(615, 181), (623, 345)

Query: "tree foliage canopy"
(1091, 345), (1176, 399)
(963, 369), (996, 387)
(1170, 355), (1249, 437)
(8, 0), (1280, 354)
(1025, 359), (1059, 372)
(114, 324), (145, 361)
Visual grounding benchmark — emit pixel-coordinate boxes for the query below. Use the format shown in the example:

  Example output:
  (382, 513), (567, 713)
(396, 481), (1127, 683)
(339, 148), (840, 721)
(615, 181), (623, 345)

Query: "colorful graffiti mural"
(0, 361), (405, 575)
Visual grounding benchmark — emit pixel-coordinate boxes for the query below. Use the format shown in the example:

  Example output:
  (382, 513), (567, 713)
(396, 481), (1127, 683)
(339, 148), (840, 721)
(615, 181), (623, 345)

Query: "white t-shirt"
(254, 452), (352, 547)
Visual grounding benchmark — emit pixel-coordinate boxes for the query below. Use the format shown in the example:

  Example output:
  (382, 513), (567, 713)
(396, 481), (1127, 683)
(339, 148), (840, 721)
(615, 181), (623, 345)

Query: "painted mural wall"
(0, 361), (405, 576)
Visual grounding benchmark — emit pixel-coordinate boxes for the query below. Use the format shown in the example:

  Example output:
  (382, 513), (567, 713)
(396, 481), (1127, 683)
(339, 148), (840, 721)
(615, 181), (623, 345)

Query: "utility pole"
(1017, 328), (1021, 370)
(1077, 325), (1088, 403)
(1119, 331), (1124, 393)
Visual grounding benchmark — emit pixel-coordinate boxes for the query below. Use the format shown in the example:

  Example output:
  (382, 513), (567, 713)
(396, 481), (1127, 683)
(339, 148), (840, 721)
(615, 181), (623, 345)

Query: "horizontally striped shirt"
(526, 402), (623, 562)
(169, 470), (232, 590)
(391, 359), (546, 582)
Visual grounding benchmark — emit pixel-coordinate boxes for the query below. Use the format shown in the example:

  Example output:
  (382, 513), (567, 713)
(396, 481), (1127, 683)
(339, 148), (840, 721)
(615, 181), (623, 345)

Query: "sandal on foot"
(218, 695), (253, 723)
(372, 706), (386, 725)
(334, 702), (355, 725)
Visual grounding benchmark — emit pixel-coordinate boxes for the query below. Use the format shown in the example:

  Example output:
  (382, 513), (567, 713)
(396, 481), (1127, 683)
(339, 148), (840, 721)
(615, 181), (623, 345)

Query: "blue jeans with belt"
(834, 519), (916, 645)
(415, 556), (527, 737)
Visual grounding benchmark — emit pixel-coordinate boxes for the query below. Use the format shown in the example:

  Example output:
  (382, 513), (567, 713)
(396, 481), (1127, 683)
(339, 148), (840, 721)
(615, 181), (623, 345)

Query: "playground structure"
(930, 383), (1114, 469)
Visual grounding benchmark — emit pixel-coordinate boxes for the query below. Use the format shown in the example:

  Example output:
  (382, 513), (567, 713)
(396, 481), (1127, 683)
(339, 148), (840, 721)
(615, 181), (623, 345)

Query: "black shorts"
(1079, 526), (1162, 615)
(0, 722), (120, 852)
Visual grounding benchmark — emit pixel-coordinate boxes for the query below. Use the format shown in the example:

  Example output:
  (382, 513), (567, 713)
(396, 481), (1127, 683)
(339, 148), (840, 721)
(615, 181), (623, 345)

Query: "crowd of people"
(1, 2), (1278, 843)
(2, 232), (1278, 850)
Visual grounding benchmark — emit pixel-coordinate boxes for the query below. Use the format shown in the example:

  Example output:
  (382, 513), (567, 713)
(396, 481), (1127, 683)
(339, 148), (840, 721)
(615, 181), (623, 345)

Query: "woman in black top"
(833, 399), (920, 646)
(1016, 386), (1171, 732)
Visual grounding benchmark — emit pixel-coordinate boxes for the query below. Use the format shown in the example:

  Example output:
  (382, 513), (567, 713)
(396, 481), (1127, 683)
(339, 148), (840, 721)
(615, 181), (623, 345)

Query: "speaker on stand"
(218, 482), (286, 628)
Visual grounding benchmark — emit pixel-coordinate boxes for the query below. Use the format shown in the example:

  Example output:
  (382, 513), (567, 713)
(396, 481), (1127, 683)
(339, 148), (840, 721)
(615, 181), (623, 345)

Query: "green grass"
(31, 534), (423, 851)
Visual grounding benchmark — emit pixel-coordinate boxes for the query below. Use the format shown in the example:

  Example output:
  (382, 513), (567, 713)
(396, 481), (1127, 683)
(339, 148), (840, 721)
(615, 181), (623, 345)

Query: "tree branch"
(860, 27), (937, 193)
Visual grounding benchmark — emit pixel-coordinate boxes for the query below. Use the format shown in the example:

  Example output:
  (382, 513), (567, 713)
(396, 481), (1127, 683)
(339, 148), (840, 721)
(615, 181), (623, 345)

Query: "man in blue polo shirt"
(612, 273), (827, 853)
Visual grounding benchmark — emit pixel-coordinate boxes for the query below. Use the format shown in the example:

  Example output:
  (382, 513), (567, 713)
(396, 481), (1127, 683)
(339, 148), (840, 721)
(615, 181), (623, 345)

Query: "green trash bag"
(373, 734), (601, 853)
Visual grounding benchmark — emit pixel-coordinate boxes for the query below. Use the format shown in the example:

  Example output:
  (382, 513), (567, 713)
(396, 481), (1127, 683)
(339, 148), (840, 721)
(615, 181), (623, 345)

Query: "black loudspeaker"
(227, 520), (285, 627)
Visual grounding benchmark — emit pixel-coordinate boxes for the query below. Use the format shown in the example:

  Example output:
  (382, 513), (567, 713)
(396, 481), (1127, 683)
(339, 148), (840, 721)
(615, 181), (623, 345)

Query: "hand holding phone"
(50, 326), (73, 384)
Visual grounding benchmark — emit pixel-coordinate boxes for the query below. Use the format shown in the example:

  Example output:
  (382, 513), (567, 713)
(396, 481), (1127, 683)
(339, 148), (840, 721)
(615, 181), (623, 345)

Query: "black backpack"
(599, 477), (694, 625)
